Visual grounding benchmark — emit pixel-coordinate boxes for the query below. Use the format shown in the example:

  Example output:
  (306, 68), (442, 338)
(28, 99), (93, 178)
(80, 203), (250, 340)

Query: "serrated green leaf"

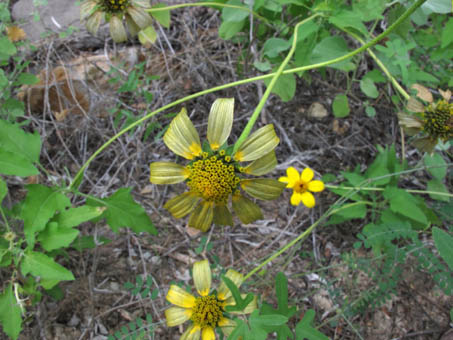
(88, 188), (157, 235)
(433, 227), (453, 271)
(0, 149), (39, 177)
(2, 98), (25, 117)
(383, 187), (428, 225)
(0, 120), (41, 163)
(21, 251), (74, 282)
(0, 178), (7, 203)
(332, 94), (350, 118)
(424, 153), (447, 180)
(55, 205), (105, 229)
(228, 318), (251, 340)
(37, 222), (79, 251)
(22, 185), (71, 247)
(223, 275), (254, 313)
(295, 309), (329, 340)
(0, 36), (17, 56)
(310, 36), (355, 72)
(0, 284), (22, 340)
(263, 72), (296, 102)
(427, 179), (450, 202)
(360, 78), (379, 98)
(16, 72), (39, 85)
(263, 38), (291, 58)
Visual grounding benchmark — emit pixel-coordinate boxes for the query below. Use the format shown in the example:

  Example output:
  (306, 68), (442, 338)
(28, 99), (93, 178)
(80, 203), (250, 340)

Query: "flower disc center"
(423, 99), (453, 140)
(186, 153), (240, 203)
(294, 180), (308, 194)
(102, 0), (130, 13)
(190, 295), (224, 328)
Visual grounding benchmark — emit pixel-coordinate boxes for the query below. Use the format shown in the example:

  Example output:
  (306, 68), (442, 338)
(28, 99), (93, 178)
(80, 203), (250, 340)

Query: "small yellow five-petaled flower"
(279, 167), (325, 208)
(165, 259), (256, 340)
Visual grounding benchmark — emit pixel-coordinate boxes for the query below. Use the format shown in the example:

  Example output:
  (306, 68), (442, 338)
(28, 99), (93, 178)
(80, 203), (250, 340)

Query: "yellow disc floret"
(186, 154), (240, 203)
(102, 0), (129, 13)
(423, 99), (453, 141)
(190, 295), (224, 329)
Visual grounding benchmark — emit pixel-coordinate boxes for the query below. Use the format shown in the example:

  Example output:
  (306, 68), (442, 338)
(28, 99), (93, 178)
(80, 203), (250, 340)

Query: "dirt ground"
(3, 4), (453, 340)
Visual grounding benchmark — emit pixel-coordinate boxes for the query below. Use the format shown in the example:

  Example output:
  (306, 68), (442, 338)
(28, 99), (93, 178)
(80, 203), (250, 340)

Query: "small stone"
(307, 102), (328, 119)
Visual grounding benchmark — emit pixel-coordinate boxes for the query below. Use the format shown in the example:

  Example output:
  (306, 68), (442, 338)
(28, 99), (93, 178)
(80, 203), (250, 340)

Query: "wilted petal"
(149, 162), (188, 184)
(188, 200), (214, 232)
(128, 6), (153, 28)
(125, 14), (140, 37)
(207, 98), (234, 150)
(219, 317), (235, 337)
(164, 192), (200, 218)
(109, 15), (128, 42)
(80, 0), (97, 20)
(217, 269), (244, 301)
(181, 325), (201, 340)
(240, 179), (286, 201)
(132, 0), (152, 8)
(243, 151), (277, 176)
(308, 180), (324, 192)
(165, 307), (191, 327)
(232, 194), (263, 224)
(234, 124), (279, 162)
(193, 259), (211, 297)
(413, 136), (437, 154)
(86, 11), (103, 35)
(301, 168), (314, 183)
(163, 108), (202, 160)
(213, 204), (233, 226)
(406, 97), (425, 113)
(166, 285), (196, 308)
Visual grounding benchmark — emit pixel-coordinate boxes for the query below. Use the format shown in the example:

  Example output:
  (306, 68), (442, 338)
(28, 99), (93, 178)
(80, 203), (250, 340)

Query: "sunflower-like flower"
(279, 167), (324, 208)
(165, 259), (256, 339)
(80, 0), (153, 42)
(150, 98), (285, 232)
(398, 86), (453, 153)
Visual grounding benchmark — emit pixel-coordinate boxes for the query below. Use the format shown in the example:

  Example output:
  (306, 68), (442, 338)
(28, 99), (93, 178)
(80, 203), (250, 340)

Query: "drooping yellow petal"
(290, 191), (302, 206)
(165, 307), (192, 327)
(243, 151), (277, 176)
(80, 0), (97, 20)
(406, 97), (425, 113)
(127, 6), (153, 28)
(163, 108), (202, 160)
(149, 162), (189, 184)
(240, 179), (286, 201)
(233, 124), (279, 162)
(213, 204), (233, 226)
(301, 167), (314, 183)
(207, 98), (234, 150)
(232, 194), (263, 224)
(164, 192), (200, 218)
(201, 326), (215, 340)
(301, 191), (315, 208)
(188, 201), (214, 232)
(166, 285), (196, 308)
(193, 260), (211, 297)
(217, 269), (244, 301)
(86, 11), (103, 35)
(181, 325), (201, 340)
(218, 317), (236, 337)
(307, 180), (325, 192)
(109, 15), (128, 43)
(397, 112), (423, 129)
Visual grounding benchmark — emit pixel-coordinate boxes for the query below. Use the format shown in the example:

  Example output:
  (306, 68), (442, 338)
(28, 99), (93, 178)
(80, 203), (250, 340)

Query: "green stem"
(233, 14), (321, 154)
(0, 206), (11, 232)
(70, 0), (426, 189)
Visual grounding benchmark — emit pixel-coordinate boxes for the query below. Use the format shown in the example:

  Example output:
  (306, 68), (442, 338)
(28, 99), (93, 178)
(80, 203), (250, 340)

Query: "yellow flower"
(279, 167), (324, 208)
(149, 98), (285, 232)
(81, 0), (153, 42)
(165, 259), (256, 340)
(6, 26), (26, 42)
(398, 86), (453, 153)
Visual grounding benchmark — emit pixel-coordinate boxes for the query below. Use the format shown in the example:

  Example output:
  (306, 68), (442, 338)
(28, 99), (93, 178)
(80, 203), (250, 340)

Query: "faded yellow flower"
(6, 26), (26, 42)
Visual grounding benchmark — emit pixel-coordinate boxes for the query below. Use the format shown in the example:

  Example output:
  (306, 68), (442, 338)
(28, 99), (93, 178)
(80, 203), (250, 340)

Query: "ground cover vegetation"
(0, 0), (452, 339)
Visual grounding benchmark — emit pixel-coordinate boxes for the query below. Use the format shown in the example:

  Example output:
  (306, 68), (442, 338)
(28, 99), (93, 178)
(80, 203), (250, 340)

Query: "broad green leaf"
(352, 0), (385, 21)
(0, 284), (22, 340)
(22, 184), (71, 247)
(332, 94), (350, 118)
(294, 20), (319, 43)
(329, 9), (368, 36)
(21, 251), (74, 282)
(138, 25), (157, 46)
(263, 72), (296, 102)
(2, 98), (25, 117)
(0, 36), (17, 56)
(363, 69), (386, 83)
(222, 0), (249, 22)
(0, 178), (7, 203)
(263, 38), (291, 58)
(0, 69), (8, 89)
(427, 179), (450, 202)
(422, 0), (452, 13)
(37, 222), (79, 252)
(326, 203), (367, 225)
(254, 60), (271, 72)
(88, 188), (157, 235)
(424, 153), (447, 180)
(16, 72), (39, 85)
(0, 120), (41, 163)
(295, 309), (329, 340)
(310, 36), (355, 72)
(55, 205), (105, 228)
(150, 3), (170, 27)
(360, 78), (379, 98)
(441, 18), (453, 48)
(228, 318), (251, 339)
(71, 235), (110, 251)
(251, 313), (288, 327)
(433, 227), (453, 271)
(219, 20), (245, 40)
(383, 187), (428, 225)
(0, 150), (39, 177)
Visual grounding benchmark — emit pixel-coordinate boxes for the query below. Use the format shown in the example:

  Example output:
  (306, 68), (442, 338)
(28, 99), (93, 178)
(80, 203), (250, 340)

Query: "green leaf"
(263, 72), (296, 102)
(263, 38), (291, 58)
(16, 72), (39, 85)
(383, 187), (428, 225)
(37, 222), (79, 252)
(228, 318), (252, 339)
(0, 149), (39, 177)
(295, 309), (329, 340)
(55, 205), (105, 228)
(326, 203), (367, 225)
(310, 36), (355, 72)
(332, 94), (350, 118)
(219, 20), (245, 40)
(0, 36), (17, 56)
(427, 179), (450, 202)
(0, 178), (6, 203)
(87, 188), (157, 235)
(0, 120), (41, 163)
(2, 98), (25, 117)
(422, 0), (452, 13)
(254, 60), (271, 72)
(70, 235), (110, 251)
(150, 3), (170, 27)
(222, 0), (249, 22)
(21, 251), (74, 282)
(328, 9), (368, 36)
(360, 78), (379, 98)
(365, 105), (376, 117)
(441, 18), (453, 48)
(138, 25), (157, 46)
(294, 20), (319, 43)
(222, 275), (254, 313)
(0, 69), (7, 89)
(424, 153), (447, 180)
(0, 284), (22, 340)
(22, 184), (71, 247)
(433, 227), (453, 271)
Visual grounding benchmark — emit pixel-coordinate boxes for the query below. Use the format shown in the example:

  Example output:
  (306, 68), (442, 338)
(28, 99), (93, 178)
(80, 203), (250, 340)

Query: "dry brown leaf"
(6, 26), (26, 42)
(439, 89), (452, 102)
(406, 97), (425, 113)
(185, 225), (202, 238)
(332, 119), (350, 135)
(411, 84), (433, 103)
(307, 102), (328, 119)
